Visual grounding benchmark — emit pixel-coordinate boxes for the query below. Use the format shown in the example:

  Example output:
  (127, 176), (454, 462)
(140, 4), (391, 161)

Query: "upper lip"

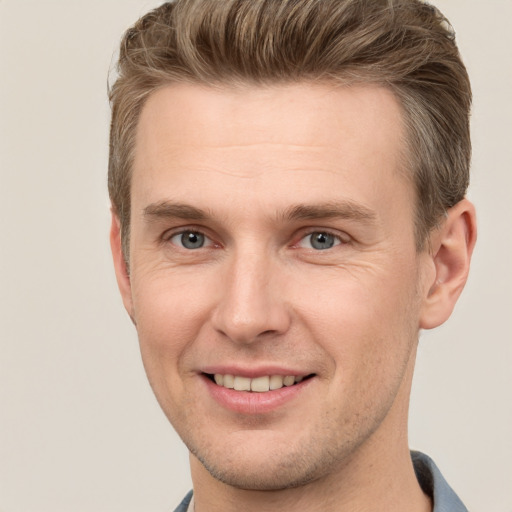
(200, 365), (311, 378)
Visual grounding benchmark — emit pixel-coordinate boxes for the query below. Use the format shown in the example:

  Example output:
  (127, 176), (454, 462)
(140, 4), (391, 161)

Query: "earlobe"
(419, 199), (477, 330)
(110, 211), (135, 320)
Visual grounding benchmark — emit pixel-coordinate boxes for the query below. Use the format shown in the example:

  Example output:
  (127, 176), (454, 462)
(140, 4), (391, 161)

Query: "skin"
(111, 82), (476, 512)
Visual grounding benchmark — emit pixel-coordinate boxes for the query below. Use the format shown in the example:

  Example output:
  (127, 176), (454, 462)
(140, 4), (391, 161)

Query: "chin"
(186, 430), (338, 491)
(196, 451), (324, 490)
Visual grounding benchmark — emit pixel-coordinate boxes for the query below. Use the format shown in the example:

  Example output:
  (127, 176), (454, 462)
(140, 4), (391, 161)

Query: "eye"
(299, 231), (342, 250)
(170, 230), (210, 250)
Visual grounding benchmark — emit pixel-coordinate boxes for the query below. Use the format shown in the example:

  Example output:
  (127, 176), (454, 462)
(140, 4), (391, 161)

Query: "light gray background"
(0, 1), (510, 511)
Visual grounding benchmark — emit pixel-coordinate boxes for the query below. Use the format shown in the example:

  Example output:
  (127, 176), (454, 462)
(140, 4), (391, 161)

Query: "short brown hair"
(108, 0), (471, 259)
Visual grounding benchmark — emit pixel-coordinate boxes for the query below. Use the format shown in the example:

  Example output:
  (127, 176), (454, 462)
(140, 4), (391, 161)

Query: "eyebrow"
(280, 201), (377, 224)
(143, 202), (210, 221)
(143, 200), (377, 224)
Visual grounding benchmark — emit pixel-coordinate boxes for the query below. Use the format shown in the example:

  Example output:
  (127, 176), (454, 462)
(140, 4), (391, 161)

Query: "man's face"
(120, 82), (434, 490)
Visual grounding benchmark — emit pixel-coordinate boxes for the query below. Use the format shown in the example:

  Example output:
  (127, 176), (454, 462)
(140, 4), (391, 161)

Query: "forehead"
(131, 82), (411, 223)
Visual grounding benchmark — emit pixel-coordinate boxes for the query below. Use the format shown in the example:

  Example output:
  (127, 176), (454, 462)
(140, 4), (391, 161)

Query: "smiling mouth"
(204, 373), (315, 392)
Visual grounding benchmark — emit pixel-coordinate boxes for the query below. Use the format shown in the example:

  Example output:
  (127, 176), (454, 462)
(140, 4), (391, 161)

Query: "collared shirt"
(173, 451), (468, 512)
(411, 451), (468, 512)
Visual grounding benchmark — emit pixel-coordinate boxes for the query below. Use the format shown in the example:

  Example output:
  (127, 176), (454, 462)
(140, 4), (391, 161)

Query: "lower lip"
(202, 375), (313, 414)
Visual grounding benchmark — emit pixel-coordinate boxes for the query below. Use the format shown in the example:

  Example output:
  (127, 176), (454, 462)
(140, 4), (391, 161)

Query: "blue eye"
(300, 232), (340, 250)
(171, 231), (207, 249)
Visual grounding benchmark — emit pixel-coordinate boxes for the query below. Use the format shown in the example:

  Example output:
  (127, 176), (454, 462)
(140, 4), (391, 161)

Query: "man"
(108, 1), (477, 511)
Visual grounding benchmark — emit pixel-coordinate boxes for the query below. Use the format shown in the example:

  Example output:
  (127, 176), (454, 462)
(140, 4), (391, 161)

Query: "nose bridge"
(212, 243), (290, 343)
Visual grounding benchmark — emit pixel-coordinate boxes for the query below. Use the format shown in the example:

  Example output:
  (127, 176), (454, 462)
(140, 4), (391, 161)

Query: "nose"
(211, 251), (291, 344)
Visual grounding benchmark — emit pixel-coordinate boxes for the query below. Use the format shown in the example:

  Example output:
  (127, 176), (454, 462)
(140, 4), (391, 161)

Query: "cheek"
(293, 261), (421, 378)
(297, 260), (418, 329)
(129, 272), (215, 400)
(132, 266), (214, 338)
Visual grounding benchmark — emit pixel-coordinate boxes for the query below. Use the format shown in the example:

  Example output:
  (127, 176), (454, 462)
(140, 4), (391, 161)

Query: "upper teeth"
(213, 374), (304, 392)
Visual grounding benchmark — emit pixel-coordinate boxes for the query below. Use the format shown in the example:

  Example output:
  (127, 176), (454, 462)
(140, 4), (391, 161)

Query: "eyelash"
(162, 228), (217, 250)
(294, 229), (349, 251)
(162, 227), (349, 252)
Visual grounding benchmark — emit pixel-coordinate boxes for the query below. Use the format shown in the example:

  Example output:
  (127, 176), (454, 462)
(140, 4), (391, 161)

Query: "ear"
(419, 198), (477, 330)
(110, 211), (135, 321)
